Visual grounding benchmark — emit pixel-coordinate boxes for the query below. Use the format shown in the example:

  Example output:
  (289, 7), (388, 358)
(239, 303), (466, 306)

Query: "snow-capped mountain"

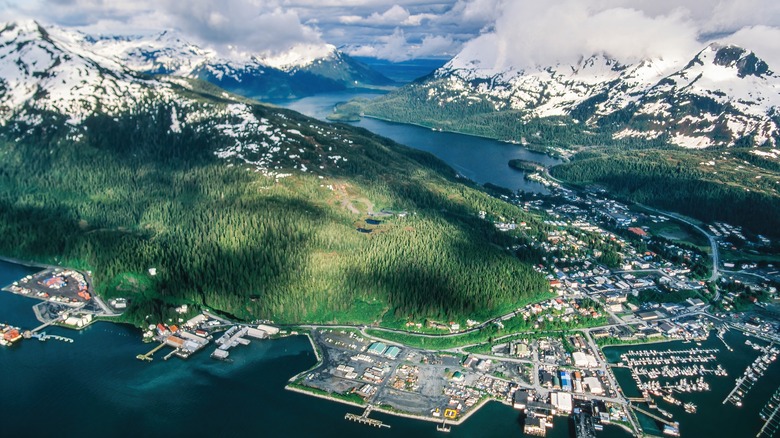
(413, 43), (780, 148)
(84, 29), (393, 99)
(0, 21), (165, 125)
(0, 21), (358, 179)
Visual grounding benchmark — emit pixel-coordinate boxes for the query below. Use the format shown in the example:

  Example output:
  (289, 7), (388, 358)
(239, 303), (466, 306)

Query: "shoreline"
(285, 382), (496, 427)
(287, 331), (325, 383)
(360, 114), (563, 160)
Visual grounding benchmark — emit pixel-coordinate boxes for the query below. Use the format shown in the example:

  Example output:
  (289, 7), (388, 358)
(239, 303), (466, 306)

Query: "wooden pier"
(723, 375), (748, 405)
(344, 405), (390, 429)
(136, 343), (166, 362)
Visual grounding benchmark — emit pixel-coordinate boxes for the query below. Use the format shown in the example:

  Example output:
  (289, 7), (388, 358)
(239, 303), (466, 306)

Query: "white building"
(583, 377), (603, 395)
(551, 392), (573, 413)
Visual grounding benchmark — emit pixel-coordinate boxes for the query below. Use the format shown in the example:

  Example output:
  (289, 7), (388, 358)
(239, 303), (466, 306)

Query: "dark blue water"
(604, 331), (780, 438)
(277, 91), (562, 194)
(0, 260), (633, 437)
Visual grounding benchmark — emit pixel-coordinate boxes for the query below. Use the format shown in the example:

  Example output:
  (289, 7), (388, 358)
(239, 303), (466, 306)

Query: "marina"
(723, 342), (778, 406)
(757, 387), (780, 438)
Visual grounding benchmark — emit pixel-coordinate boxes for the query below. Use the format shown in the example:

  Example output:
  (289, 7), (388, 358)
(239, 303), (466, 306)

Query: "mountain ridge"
(369, 42), (780, 149)
(0, 19), (549, 325)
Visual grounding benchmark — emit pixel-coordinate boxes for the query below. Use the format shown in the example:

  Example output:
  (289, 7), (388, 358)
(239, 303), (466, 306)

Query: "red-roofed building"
(628, 227), (648, 237)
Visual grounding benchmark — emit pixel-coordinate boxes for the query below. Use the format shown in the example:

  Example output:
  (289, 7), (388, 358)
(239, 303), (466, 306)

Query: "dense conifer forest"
(550, 147), (780, 237)
(0, 97), (549, 326)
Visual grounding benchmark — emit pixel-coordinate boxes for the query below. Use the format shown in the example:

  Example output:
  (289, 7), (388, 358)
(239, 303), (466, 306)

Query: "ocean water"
(1, 262), (773, 437)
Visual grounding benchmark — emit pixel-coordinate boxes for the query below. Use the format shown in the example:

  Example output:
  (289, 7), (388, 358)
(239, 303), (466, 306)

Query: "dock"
(344, 405), (390, 429)
(723, 343), (777, 406)
(629, 403), (678, 427)
(136, 343), (166, 362)
(573, 410), (597, 438)
(757, 387), (780, 438)
(31, 315), (64, 333)
(436, 419), (451, 433)
(29, 332), (73, 343)
(717, 327), (733, 352)
(211, 325), (270, 360)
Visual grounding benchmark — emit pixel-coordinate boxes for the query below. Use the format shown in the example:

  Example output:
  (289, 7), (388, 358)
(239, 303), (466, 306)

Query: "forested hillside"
(0, 100), (549, 326)
(550, 147), (780, 237)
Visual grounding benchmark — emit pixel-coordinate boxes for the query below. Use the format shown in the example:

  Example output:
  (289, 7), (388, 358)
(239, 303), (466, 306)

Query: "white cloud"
(346, 28), (458, 61)
(2, 0), (780, 63)
(158, 0), (324, 57)
(452, 0), (780, 70)
(2, 0), (326, 58)
(338, 5), (435, 27)
(718, 25), (780, 69)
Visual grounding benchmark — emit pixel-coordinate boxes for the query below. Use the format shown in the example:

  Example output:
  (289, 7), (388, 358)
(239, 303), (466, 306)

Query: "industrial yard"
(1, 265), (118, 346)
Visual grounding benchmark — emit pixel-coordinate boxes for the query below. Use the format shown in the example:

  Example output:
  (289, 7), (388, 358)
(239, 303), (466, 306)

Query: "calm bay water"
(2, 258), (772, 437)
(604, 330), (780, 438)
(274, 90), (562, 194)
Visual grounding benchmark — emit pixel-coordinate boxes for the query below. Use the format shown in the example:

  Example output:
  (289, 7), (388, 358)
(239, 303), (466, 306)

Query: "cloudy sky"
(2, 0), (780, 67)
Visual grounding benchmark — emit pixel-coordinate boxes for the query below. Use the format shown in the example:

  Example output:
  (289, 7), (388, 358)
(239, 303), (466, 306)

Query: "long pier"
(723, 345), (775, 405)
(717, 327), (733, 352)
(723, 376), (749, 405)
(136, 343), (166, 362)
(345, 405), (390, 429)
(629, 403), (677, 427)
(31, 316), (64, 333)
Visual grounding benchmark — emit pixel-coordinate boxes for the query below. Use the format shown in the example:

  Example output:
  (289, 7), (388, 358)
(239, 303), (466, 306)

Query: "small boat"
(664, 424), (681, 436)
(684, 402), (697, 414)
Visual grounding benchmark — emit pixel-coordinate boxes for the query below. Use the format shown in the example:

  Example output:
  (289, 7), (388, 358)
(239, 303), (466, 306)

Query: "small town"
(1, 168), (779, 438)
(280, 177), (780, 437)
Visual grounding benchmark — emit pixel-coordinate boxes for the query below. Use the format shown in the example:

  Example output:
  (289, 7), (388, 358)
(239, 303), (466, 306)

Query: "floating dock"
(723, 344), (777, 406)
(758, 387), (780, 438)
(436, 419), (451, 433)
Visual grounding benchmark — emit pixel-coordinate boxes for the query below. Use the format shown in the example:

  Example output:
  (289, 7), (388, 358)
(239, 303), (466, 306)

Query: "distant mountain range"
(366, 42), (779, 149)
(0, 20), (393, 106)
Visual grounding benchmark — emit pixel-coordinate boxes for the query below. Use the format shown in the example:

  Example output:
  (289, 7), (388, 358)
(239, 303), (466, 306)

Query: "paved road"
(541, 170), (722, 298)
(639, 205), (720, 284)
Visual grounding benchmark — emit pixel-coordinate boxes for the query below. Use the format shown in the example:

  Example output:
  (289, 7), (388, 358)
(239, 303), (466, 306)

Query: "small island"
(508, 159), (545, 173)
(327, 101), (364, 122)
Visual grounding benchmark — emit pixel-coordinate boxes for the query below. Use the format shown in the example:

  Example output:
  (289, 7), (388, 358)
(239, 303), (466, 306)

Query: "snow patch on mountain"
(428, 43), (780, 148)
(0, 21), (169, 125)
(0, 21), (357, 181)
